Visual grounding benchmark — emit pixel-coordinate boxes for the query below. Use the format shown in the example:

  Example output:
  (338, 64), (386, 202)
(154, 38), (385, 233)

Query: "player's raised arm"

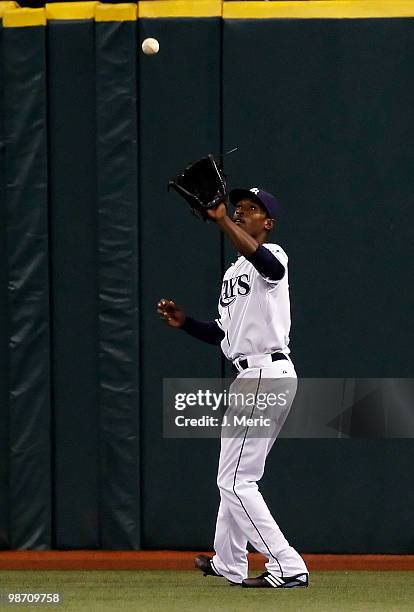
(207, 200), (285, 282)
(207, 202), (260, 257)
(156, 299), (224, 346)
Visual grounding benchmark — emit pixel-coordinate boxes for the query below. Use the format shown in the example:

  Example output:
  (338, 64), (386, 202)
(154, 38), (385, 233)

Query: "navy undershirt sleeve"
(180, 317), (225, 346)
(246, 245), (285, 281)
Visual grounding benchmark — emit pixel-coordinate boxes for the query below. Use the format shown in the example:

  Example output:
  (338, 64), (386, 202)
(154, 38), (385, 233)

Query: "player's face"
(233, 199), (270, 239)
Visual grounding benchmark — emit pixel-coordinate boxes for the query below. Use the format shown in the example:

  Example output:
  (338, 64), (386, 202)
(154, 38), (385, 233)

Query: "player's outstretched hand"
(157, 298), (186, 328)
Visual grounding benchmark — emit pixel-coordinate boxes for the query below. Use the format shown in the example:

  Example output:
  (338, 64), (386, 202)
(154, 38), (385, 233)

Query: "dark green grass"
(0, 570), (413, 611)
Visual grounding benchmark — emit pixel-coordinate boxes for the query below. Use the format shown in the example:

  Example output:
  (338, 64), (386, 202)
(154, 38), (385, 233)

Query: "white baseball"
(142, 38), (160, 56)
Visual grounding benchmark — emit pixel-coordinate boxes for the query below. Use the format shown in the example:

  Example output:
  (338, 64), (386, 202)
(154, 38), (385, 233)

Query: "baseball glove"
(168, 154), (228, 220)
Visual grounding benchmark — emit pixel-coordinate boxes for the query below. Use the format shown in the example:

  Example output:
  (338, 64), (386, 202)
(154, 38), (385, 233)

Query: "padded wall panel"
(3, 22), (51, 549)
(0, 21), (9, 550)
(96, 17), (140, 549)
(48, 18), (100, 548)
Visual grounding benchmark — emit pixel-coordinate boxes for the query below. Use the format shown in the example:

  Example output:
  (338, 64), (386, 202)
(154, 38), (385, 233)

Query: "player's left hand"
(207, 201), (227, 221)
(156, 298), (186, 328)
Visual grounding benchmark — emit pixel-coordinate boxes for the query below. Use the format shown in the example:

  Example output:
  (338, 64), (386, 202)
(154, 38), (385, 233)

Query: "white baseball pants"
(211, 359), (308, 584)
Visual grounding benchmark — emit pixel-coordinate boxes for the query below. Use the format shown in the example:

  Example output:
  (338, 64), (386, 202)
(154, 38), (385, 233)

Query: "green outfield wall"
(0, 1), (413, 553)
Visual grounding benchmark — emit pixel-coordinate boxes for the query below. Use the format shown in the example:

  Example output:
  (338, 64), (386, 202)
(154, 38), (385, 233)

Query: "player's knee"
(217, 473), (257, 503)
(217, 473), (233, 494)
(232, 479), (258, 503)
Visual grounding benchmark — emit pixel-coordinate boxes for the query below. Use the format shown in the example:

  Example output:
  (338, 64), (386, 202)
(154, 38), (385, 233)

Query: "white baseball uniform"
(211, 243), (308, 584)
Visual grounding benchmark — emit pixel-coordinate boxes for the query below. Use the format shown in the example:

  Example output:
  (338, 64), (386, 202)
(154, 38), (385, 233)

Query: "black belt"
(238, 352), (288, 371)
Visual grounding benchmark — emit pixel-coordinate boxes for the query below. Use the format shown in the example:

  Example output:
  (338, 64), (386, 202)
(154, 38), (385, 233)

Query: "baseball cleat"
(194, 555), (241, 586)
(194, 555), (220, 577)
(242, 572), (308, 589)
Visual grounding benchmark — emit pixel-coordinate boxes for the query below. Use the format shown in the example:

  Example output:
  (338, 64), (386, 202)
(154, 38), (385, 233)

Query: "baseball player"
(157, 188), (308, 588)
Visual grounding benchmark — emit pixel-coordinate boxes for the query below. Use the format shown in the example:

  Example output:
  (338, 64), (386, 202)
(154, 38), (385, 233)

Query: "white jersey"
(216, 243), (291, 361)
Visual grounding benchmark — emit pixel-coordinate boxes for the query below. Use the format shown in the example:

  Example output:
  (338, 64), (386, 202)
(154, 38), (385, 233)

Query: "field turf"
(0, 570), (413, 611)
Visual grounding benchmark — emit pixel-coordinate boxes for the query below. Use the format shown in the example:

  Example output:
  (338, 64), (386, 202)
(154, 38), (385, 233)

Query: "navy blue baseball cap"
(229, 187), (278, 219)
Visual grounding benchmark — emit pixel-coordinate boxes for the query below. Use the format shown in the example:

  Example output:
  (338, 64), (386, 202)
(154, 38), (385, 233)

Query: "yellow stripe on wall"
(3, 7), (46, 26)
(139, 1), (222, 18)
(0, 1), (17, 18)
(46, 2), (98, 20)
(224, 1), (414, 19)
(95, 3), (137, 22)
(2, 1), (414, 23)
